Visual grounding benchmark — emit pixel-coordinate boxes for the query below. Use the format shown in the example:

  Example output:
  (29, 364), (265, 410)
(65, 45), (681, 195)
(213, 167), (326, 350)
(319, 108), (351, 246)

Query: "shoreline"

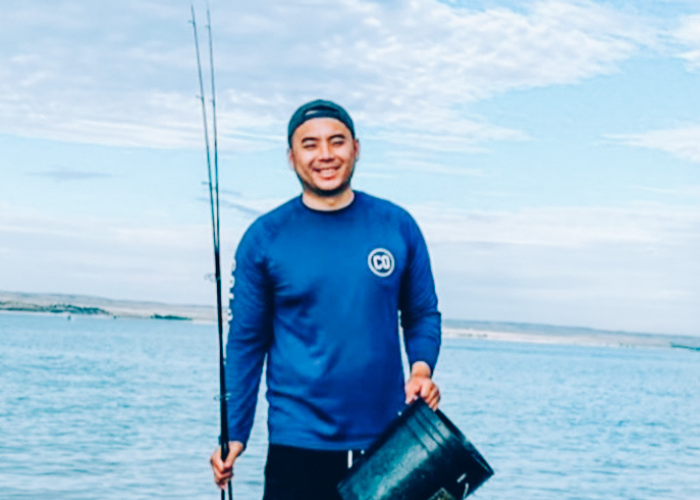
(442, 326), (700, 350)
(2, 290), (698, 351)
(0, 290), (215, 322)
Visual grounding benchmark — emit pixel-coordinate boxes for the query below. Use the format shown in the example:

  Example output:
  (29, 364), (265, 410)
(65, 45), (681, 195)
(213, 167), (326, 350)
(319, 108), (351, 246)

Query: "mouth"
(314, 166), (340, 179)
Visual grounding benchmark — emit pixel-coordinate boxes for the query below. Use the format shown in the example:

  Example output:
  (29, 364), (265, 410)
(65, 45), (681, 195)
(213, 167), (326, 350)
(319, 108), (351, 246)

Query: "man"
(210, 99), (441, 499)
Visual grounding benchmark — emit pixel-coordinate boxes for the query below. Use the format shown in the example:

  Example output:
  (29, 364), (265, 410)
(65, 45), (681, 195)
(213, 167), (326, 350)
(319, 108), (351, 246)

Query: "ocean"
(1, 312), (698, 500)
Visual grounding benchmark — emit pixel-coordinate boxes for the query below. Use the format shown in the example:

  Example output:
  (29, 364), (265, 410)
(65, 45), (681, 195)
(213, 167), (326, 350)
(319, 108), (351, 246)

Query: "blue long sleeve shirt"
(225, 191), (441, 451)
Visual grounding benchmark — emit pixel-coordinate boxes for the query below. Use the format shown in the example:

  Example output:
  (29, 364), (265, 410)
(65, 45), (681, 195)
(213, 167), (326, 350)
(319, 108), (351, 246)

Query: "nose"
(319, 141), (333, 161)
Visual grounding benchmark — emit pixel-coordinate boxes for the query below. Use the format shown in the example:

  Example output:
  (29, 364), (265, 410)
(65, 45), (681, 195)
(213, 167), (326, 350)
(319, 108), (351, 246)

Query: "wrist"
(410, 361), (432, 378)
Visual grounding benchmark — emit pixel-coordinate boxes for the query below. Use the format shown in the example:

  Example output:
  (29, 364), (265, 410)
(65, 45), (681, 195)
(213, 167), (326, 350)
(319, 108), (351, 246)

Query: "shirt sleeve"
(399, 216), (442, 373)
(224, 223), (273, 446)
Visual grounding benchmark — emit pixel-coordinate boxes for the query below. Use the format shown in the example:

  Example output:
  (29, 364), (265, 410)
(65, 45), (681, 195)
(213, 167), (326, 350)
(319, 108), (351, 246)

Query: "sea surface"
(1, 312), (699, 500)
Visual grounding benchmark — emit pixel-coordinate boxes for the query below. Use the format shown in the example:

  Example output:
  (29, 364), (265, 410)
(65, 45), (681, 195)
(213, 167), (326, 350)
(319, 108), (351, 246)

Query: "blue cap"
(287, 99), (355, 147)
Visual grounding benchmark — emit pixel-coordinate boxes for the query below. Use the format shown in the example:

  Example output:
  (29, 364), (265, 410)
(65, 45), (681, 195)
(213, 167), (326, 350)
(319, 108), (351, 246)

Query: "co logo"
(368, 248), (395, 277)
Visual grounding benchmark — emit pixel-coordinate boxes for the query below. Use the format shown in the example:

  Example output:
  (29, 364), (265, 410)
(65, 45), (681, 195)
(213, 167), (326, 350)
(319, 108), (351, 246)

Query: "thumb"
(405, 380), (419, 404)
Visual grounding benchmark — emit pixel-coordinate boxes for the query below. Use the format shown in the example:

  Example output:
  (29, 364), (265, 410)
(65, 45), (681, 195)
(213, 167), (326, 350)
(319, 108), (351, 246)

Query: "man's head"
(287, 100), (359, 205)
(287, 99), (355, 148)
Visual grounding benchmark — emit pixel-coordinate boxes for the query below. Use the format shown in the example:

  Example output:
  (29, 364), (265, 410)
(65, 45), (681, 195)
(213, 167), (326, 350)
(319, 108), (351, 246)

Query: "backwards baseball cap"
(287, 99), (355, 147)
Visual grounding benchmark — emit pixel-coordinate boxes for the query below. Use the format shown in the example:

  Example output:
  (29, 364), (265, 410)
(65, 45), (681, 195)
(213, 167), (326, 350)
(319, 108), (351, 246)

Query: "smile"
(315, 167), (340, 178)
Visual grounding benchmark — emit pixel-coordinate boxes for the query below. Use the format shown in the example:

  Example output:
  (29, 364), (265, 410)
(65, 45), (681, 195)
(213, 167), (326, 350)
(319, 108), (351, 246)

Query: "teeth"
(317, 168), (337, 177)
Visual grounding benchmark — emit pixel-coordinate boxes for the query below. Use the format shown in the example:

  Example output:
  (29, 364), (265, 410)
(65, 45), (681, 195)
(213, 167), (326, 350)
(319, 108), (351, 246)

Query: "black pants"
(262, 444), (361, 500)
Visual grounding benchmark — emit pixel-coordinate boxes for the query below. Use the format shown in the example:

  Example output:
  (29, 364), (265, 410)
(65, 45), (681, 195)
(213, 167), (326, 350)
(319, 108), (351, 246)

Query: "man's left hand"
(405, 361), (440, 410)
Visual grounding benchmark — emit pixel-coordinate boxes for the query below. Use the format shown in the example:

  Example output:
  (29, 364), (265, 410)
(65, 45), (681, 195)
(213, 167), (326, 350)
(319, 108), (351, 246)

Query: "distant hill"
(442, 319), (700, 350)
(0, 290), (216, 322)
(2, 290), (698, 350)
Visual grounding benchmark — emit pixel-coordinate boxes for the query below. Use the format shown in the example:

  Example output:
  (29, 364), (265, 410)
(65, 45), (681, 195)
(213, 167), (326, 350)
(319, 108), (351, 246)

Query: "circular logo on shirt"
(368, 248), (395, 277)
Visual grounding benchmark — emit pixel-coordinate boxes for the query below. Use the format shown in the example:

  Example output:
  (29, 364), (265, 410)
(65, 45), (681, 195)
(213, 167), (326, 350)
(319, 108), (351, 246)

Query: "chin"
(310, 183), (351, 198)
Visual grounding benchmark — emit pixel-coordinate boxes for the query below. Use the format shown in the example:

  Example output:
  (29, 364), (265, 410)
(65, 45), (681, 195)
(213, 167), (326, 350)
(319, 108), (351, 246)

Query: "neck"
(302, 188), (355, 211)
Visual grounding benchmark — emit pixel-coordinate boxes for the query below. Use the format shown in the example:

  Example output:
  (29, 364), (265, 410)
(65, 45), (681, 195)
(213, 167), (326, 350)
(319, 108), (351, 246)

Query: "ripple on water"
(1, 315), (699, 500)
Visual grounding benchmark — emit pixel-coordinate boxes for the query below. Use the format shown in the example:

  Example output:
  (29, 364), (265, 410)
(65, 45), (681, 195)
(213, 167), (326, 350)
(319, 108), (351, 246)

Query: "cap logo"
(368, 248), (394, 277)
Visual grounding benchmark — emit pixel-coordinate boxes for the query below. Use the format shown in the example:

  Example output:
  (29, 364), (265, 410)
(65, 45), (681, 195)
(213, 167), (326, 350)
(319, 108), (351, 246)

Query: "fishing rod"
(207, 7), (221, 252)
(190, 5), (233, 500)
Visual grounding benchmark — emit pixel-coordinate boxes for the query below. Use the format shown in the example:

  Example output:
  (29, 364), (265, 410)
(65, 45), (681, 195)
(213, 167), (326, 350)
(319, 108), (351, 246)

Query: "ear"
(287, 147), (295, 169)
(354, 138), (360, 162)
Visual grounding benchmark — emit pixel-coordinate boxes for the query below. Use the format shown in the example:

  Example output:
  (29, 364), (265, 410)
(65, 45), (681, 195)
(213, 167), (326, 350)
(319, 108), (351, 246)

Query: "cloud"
(608, 125), (700, 164)
(2, 196), (697, 334)
(674, 14), (700, 71)
(29, 167), (112, 182)
(0, 201), (244, 304)
(195, 184), (282, 218)
(409, 202), (700, 248)
(0, 0), (655, 152)
(366, 151), (486, 177)
(197, 197), (267, 218)
(410, 201), (700, 334)
(371, 118), (528, 153)
(630, 184), (700, 198)
(218, 200), (264, 218)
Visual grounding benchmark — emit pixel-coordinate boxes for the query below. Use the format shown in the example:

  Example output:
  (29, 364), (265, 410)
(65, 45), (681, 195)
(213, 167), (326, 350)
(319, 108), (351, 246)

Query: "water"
(1, 312), (699, 500)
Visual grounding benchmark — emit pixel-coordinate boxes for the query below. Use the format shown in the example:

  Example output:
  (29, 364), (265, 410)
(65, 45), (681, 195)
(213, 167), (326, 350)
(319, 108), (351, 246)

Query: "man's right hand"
(210, 441), (245, 489)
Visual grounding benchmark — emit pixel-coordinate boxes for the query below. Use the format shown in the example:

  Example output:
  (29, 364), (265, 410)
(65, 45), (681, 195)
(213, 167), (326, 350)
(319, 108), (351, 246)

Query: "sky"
(1, 0), (699, 336)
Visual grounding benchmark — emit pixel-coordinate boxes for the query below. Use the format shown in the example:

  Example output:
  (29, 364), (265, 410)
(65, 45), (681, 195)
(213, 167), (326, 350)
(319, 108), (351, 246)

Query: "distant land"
(1, 290), (699, 351)
(0, 290), (212, 322)
(442, 320), (700, 351)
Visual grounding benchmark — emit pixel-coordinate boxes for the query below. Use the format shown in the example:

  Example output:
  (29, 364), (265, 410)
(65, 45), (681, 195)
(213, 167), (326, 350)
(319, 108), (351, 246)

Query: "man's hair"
(287, 99), (355, 147)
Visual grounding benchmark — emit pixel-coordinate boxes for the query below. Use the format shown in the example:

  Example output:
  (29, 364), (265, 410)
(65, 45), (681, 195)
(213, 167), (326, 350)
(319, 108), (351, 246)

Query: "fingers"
(422, 381), (440, 410)
(405, 377), (441, 410)
(210, 447), (223, 471)
(406, 377), (430, 405)
(210, 446), (233, 489)
(405, 378), (422, 404)
(210, 441), (245, 489)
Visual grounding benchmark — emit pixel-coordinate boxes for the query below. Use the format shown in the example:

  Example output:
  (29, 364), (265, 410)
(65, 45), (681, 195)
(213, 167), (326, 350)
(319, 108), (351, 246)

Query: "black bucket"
(337, 399), (493, 500)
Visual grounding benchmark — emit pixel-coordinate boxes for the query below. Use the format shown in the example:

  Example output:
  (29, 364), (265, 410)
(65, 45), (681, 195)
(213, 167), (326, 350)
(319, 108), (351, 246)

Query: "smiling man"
(210, 100), (442, 500)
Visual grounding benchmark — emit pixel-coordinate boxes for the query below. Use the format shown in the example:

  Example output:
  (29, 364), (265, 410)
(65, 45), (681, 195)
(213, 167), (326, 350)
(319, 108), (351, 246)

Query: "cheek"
(344, 153), (358, 170)
(291, 154), (311, 171)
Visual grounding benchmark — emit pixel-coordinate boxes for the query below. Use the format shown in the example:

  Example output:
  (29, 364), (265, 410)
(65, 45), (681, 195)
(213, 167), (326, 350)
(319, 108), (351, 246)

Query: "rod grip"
(221, 440), (230, 461)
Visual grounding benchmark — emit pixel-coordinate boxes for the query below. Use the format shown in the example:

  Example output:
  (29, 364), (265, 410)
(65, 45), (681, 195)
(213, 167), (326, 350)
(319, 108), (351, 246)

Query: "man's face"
(288, 117), (359, 198)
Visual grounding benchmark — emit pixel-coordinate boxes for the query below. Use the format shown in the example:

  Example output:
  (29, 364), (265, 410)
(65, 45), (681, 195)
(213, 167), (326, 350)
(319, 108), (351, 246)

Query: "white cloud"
(371, 116), (528, 153)
(0, 202), (231, 303)
(374, 151), (486, 176)
(0, 192), (290, 304)
(631, 184), (700, 198)
(28, 167), (112, 182)
(410, 202), (700, 335)
(0, 0), (655, 152)
(409, 202), (700, 248)
(2, 195), (698, 334)
(674, 14), (700, 71)
(608, 125), (700, 164)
